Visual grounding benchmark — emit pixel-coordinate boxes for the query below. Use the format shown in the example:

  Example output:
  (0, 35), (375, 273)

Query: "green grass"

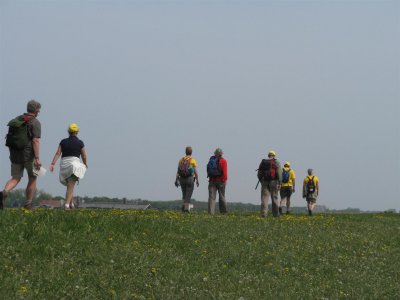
(0, 209), (399, 299)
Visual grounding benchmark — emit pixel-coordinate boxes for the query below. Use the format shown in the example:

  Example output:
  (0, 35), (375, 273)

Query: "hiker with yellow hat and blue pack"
(279, 161), (296, 215)
(49, 123), (88, 210)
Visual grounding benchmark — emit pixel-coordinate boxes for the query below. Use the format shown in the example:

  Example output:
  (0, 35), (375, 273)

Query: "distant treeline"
(5, 189), (379, 213)
(76, 195), (366, 213)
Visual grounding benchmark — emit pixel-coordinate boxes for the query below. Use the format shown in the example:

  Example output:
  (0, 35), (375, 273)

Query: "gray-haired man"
(0, 100), (42, 210)
(257, 150), (282, 217)
(207, 148), (228, 214)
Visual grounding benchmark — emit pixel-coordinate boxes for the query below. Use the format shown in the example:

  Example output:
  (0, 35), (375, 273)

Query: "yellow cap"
(268, 150), (276, 157)
(284, 161), (291, 167)
(68, 123), (79, 133)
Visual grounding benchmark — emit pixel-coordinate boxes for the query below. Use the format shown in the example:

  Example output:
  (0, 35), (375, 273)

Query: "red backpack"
(258, 159), (277, 181)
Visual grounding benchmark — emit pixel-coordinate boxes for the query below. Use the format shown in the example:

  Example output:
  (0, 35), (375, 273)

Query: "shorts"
(66, 175), (79, 183)
(306, 197), (317, 204)
(280, 186), (293, 199)
(11, 161), (35, 178)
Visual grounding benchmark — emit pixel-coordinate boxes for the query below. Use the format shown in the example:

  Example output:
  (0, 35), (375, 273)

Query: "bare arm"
(50, 145), (62, 172)
(194, 167), (199, 187)
(32, 137), (42, 169)
(81, 147), (88, 168)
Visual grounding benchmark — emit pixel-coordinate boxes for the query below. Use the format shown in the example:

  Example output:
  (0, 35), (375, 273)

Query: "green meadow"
(0, 209), (399, 299)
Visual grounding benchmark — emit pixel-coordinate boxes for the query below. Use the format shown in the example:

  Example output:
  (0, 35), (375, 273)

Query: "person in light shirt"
(175, 146), (199, 212)
(279, 161), (296, 215)
(303, 168), (319, 216)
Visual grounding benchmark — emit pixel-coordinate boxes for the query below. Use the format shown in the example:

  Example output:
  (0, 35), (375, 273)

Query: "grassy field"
(0, 209), (399, 299)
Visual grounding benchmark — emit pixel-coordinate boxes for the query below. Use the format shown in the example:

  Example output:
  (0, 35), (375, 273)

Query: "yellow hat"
(268, 150), (276, 157)
(284, 161), (291, 167)
(68, 123), (79, 133)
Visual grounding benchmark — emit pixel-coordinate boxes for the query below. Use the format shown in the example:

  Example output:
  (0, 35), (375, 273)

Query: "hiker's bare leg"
(4, 177), (21, 193)
(24, 176), (37, 209)
(65, 180), (76, 206)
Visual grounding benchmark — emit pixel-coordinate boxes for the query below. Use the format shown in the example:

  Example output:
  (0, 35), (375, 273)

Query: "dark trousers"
(179, 176), (194, 208)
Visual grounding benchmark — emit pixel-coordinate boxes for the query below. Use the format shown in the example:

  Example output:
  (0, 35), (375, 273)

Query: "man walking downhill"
(0, 100), (42, 210)
(207, 148), (228, 215)
(175, 146), (199, 212)
(279, 162), (296, 215)
(257, 150), (282, 217)
(303, 168), (319, 216)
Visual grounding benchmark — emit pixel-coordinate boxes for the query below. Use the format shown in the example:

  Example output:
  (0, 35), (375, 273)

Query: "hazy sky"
(1, 0), (399, 211)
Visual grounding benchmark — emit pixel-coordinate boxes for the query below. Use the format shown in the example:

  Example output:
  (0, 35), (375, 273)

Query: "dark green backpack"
(5, 115), (33, 149)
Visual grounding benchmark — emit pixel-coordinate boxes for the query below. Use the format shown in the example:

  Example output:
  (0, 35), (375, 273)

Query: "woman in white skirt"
(50, 123), (87, 210)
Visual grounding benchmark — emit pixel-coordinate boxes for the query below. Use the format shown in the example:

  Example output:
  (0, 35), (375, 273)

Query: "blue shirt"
(60, 136), (84, 158)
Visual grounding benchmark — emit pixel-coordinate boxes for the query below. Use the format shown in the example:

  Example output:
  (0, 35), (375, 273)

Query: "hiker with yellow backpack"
(279, 162), (296, 215)
(174, 146), (199, 212)
(303, 168), (319, 216)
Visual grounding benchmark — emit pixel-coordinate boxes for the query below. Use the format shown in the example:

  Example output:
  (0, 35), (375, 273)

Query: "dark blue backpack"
(207, 156), (222, 178)
(282, 169), (290, 183)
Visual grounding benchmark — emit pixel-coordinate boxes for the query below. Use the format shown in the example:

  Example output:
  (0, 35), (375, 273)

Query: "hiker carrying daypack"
(258, 158), (278, 181)
(178, 156), (193, 177)
(306, 176), (316, 194)
(5, 114), (34, 150)
(207, 155), (222, 178)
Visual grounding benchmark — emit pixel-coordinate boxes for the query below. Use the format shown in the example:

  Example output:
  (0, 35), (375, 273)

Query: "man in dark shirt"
(0, 100), (42, 210)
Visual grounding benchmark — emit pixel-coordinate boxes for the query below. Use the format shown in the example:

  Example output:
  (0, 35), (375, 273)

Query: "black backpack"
(306, 176), (316, 193)
(258, 159), (277, 181)
(5, 115), (34, 150)
(207, 156), (222, 178)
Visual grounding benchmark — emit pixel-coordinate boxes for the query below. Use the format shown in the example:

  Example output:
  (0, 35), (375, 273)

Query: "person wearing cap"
(50, 123), (88, 210)
(207, 148), (228, 214)
(279, 161), (296, 215)
(174, 146), (199, 212)
(0, 100), (42, 210)
(302, 168), (319, 216)
(257, 150), (282, 217)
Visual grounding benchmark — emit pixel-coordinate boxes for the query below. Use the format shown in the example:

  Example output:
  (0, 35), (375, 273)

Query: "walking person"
(257, 150), (282, 217)
(302, 168), (319, 216)
(279, 162), (296, 215)
(49, 123), (87, 210)
(0, 100), (42, 210)
(174, 146), (199, 212)
(207, 148), (228, 214)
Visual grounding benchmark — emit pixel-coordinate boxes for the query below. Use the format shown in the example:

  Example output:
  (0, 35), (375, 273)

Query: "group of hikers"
(0, 100), (87, 211)
(1, 100), (319, 216)
(176, 147), (319, 217)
